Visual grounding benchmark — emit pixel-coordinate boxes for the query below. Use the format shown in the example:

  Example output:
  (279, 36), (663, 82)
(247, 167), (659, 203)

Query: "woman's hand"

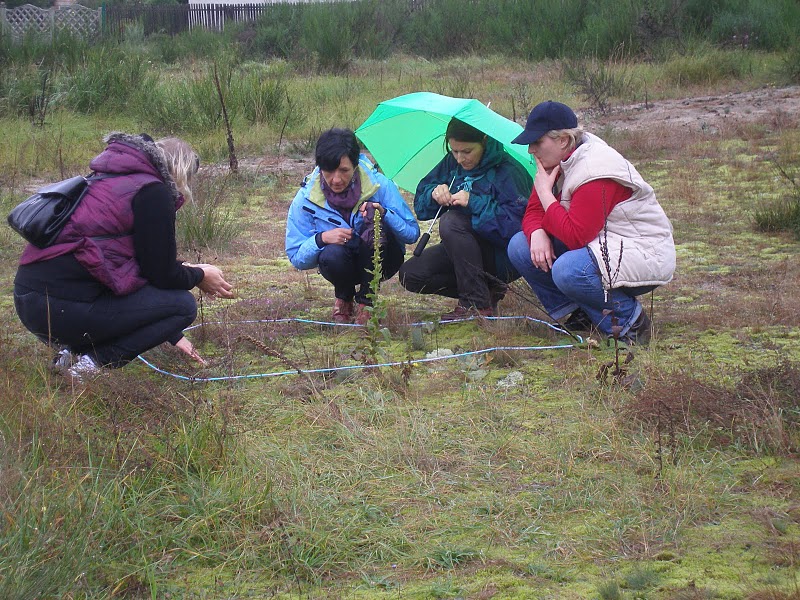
(197, 265), (235, 299)
(529, 229), (555, 272)
(175, 336), (208, 366)
(449, 190), (470, 207)
(320, 227), (354, 245)
(431, 184), (453, 206)
(359, 201), (385, 219)
(532, 155), (560, 210)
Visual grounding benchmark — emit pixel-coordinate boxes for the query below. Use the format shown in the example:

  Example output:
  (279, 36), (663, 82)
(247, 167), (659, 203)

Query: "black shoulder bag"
(7, 173), (116, 249)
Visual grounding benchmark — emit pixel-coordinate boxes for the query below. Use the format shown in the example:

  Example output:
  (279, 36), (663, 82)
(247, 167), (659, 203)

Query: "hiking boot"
(332, 298), (354, 324)
(439, 305), (493, 322)
(52, 348), (75, 371)
(623, 310), (652, 346)
(489, 285), (508, 314)
(68, 354), (100, 382)
(563, 308), (593, 332)
(354, 303), (371, 326)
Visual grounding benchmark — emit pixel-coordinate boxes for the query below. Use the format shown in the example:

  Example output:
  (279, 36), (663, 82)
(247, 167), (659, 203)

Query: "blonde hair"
(546, 127), (584, 153)
(156, 137), (199, 203)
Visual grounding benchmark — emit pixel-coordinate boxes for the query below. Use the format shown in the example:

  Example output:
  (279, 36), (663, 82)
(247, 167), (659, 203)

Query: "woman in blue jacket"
(399, 118), (533, 320)
(286, 128), (419, 324)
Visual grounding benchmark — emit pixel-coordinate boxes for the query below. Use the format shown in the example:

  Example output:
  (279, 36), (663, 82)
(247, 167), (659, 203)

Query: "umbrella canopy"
(355, 92), (536, 193)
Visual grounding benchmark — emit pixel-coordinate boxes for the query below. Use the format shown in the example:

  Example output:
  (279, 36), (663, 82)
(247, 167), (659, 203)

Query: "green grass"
(1, 49), (799, 599)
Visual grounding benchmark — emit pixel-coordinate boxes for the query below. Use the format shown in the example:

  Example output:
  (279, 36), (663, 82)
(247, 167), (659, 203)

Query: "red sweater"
(521, 178), (632, 250)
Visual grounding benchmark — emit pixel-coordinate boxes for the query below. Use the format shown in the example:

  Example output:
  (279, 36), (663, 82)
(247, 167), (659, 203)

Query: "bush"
(782, 44), (800, 84)
(301, 4), (355, 73)
(235, 69), (288, 126)
(240, 4), (304, 60)
(177, 172), (241, 252)
(63, 46), (156, 114)
(708, 0), (800, 50)
(661, 46), (747, 86)
(563, 47), (631, 114)
(574, 1), (641, 58)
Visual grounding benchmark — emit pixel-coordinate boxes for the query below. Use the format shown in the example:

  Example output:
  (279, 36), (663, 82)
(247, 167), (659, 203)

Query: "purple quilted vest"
(20, 141), (163, 296)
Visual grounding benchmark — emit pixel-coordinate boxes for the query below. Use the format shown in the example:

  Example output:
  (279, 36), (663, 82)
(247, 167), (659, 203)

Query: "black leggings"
(14, 284), (197, 368)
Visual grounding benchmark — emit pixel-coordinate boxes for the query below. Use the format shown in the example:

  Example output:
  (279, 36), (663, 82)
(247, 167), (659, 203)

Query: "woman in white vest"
(507, 101), (675, 345)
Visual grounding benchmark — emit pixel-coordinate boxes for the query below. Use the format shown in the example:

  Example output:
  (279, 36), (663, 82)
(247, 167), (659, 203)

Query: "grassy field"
(1, 49), (799, 599)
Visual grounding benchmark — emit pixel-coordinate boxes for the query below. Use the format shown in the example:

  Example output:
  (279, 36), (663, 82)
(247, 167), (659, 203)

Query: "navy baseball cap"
(512, 101), (578, 145)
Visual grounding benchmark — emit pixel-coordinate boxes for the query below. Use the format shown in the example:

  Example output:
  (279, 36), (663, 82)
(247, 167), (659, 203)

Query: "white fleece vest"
(559, 133), (676, 289)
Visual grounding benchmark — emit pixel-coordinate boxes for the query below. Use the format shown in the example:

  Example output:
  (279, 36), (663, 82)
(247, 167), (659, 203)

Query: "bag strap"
(86, 172), (125, 183)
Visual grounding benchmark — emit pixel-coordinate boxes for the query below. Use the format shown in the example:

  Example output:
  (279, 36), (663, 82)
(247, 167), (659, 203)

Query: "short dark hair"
(445, 118), (485, 144)
(315, 128), (360, 171)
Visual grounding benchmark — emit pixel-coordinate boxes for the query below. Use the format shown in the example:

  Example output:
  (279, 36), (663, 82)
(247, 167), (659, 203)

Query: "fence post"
(0, 3), (6, 38)
(49, 6), (55, 43)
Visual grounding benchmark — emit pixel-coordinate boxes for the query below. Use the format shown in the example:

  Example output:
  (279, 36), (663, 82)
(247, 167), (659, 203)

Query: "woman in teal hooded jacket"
(399, 118), (533, 321)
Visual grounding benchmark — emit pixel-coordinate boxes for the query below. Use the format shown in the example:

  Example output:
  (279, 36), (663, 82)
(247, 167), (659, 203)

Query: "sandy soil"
(584, 85), (800, 133)
(231, 85), (800, 179)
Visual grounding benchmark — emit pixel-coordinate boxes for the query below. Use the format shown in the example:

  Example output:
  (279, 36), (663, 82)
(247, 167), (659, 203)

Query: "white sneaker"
(68, 354), (100, 381)
(53, 348), (75, 370)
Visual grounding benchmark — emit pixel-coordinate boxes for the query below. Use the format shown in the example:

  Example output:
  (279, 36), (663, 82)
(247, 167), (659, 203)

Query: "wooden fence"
(104, 1), (384, 37)
(0, 1), (431, 41)
(0, 2), (101, 41)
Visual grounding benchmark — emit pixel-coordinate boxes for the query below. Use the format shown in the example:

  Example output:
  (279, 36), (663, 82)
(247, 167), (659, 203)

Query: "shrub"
(301, 4), (355, 73)
(177, 172), (241, 252)
(563, 47), (631, 114)
(62, 46), (156, 114)
(661, 46), (747, 86)
(235, 69), (288, 126)
(574, 1), (641, 58)
(783, 44), (800, 84)
(137, 74), (225, 134)
(242, 4), (304, 60)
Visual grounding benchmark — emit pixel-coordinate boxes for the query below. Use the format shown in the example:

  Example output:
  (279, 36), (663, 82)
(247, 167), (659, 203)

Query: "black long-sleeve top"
(14, 183), (204, 301)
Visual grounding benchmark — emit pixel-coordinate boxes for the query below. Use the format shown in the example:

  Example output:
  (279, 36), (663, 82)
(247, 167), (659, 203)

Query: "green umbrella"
(355, 92), (537, 194)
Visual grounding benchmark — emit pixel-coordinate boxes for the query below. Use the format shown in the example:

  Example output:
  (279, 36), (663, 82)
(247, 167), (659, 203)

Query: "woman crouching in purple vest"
(13, 133), (234, 380)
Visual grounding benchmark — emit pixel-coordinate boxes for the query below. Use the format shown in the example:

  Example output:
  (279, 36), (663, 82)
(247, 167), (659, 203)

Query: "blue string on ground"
(137, 315), (583, 383)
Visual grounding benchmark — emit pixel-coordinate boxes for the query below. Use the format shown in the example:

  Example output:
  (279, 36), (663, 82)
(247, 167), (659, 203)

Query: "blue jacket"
(286, 155), (420, 270)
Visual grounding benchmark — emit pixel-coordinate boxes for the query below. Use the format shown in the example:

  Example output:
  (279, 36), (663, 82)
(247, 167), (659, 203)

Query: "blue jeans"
(507, 231), (655, 337)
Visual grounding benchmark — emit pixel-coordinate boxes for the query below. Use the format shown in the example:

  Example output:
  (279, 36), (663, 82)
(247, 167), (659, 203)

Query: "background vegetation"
(1, 1), (799, 598)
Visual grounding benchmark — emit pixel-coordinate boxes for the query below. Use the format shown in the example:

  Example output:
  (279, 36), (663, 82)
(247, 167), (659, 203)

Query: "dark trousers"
(398, 210), (514, 309)
(317, 235), (405, 305)
(14, 284), (197, 368)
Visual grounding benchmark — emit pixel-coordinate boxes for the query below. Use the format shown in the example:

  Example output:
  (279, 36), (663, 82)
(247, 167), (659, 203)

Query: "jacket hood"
(473, 137), (506, 175)
(89, 132), (180, 201)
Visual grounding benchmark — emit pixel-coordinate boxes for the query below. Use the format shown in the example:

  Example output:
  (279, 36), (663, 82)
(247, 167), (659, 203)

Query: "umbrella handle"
(413, 232), (431, 257)
(412, 202), (445, 257)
